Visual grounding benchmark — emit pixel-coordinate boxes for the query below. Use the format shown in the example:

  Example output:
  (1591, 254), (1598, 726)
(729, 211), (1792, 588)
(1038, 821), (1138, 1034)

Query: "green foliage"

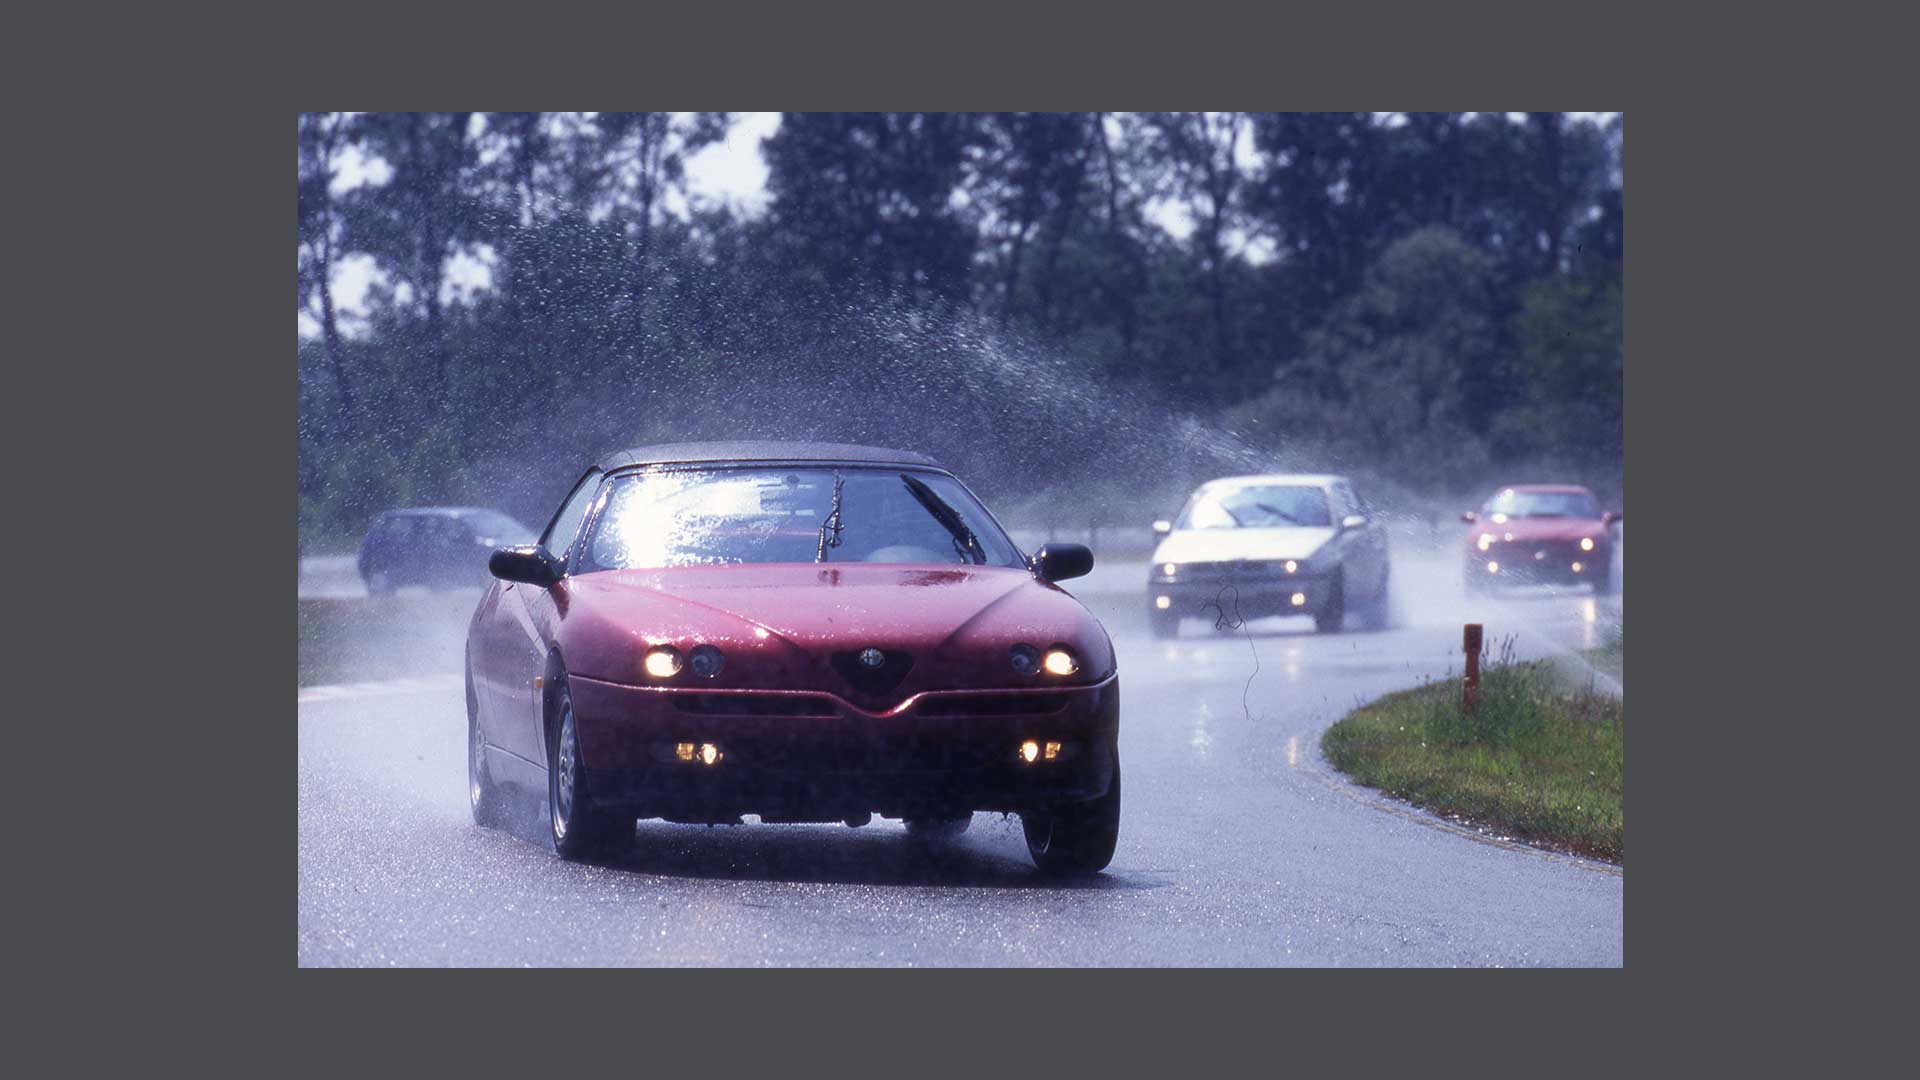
(297, 113), (1624, 519)
(1321, 645), (1624, 861)
(318, 437), (408, 542)
(404, 426), (468, 506)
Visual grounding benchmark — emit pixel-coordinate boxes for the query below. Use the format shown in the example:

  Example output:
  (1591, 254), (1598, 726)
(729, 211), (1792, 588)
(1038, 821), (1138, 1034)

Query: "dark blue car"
(359, 507), (535, 595)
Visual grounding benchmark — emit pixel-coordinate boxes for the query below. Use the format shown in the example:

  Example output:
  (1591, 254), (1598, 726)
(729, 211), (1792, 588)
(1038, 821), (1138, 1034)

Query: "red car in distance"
(1462, 484), (1621, 593)
(466, 443), (1121, 874)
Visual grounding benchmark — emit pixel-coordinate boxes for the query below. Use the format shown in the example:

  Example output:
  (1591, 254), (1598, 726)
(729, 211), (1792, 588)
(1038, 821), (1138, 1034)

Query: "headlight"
(644, 646), (683, 679)
(1580, 537), (1595, 552)
(1284, 560), (1298, 573)
(1043, 648), (1078, 676)
(1161, 562), (1178, 576)
(1477, 533), (1494, 551)
(688, 644), (725, 678)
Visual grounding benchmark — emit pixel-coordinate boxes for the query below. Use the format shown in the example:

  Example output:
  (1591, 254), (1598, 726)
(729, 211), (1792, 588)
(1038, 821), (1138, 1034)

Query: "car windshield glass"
(1177, 485), (1331, 529)
(459, 510), (534, 544)
(1484, 490), (1599, 519)
(579, 467), (1023, 571)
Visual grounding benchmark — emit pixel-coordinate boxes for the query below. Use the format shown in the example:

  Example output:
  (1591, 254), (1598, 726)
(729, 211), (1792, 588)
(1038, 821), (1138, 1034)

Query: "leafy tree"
(763, 113), (984, 307)
(297, 112), (357, 438)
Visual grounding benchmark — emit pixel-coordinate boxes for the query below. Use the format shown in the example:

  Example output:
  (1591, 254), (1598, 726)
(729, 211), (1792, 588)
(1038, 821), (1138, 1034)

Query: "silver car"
(1146, 474), (1390, 638)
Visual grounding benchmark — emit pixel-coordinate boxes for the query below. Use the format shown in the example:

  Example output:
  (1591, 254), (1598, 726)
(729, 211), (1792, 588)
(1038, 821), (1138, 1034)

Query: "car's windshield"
(1176, 484), (1331, 529)
(459, 510), (535, 544)
(578, 467), (1024, 571)
(1484, 490), (1599, 519)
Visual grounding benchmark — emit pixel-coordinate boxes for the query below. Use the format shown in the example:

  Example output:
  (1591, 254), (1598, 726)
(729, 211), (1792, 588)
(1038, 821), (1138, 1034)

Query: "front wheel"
(1591, 561), (1614, 595)
(1022, 759), (1121, 875)
(1313, 573), (1346, 633)
(547, 677), (627, 860)
(1354, 566), (1391, 630)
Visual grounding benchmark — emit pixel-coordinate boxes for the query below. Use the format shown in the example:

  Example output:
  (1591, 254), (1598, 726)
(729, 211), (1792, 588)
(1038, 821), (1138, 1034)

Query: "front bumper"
(565, 673), (1120, 821)
(1146, 573), (1336, 619)
(1468, 544), (1606, 585)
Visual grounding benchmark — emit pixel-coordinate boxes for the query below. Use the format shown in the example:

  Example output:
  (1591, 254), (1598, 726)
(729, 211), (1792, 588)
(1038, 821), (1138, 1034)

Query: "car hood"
(1152, 526), (1337, 564)
(554, 562), (1115, 700)
(1471, 517), (1608, 545)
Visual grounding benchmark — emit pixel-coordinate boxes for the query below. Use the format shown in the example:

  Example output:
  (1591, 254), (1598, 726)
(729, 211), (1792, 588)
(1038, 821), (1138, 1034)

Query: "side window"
(541, 471), (603, 560)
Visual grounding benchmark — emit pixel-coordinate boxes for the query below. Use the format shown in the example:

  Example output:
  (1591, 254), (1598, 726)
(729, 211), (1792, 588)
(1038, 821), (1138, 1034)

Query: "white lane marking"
(298, 673), (463, 704)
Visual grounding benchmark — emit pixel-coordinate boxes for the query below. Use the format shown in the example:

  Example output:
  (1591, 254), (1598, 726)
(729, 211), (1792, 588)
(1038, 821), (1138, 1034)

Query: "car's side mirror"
(1151, 519), (1173, 536)
(1033, 543), (1094, 583)
(1460, 511), (1479, 523)
(1603, 510), (1622, 526)
(489, 545), (562, 588)
(1341, 514), (1368, 530)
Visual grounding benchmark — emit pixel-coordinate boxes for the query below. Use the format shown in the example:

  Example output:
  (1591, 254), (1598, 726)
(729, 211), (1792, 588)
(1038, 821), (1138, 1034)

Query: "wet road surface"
(298, 545), (1623, 966)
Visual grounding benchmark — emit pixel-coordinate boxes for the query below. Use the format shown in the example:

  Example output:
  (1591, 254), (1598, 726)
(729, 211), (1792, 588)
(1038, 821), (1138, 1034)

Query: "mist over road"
(298, 540), (1622, 966)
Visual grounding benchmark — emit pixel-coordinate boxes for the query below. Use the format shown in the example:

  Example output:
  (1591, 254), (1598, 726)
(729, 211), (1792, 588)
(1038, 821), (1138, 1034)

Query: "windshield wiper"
(816, 471), (845, 562)
(1251, 501), (1303, 525)
(900, 473), (985, 565)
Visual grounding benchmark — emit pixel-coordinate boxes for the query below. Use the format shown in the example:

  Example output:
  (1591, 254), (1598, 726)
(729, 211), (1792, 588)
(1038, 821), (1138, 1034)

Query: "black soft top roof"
(597, 441), (944, 472)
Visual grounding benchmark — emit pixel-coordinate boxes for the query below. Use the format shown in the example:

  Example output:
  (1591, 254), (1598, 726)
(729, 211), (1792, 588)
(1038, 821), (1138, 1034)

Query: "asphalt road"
(298, 542), (1623, 966)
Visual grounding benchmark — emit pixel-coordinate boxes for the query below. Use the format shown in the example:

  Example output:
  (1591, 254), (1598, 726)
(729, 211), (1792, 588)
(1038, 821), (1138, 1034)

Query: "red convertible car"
(465, 442), (1121, 874)
(1462, 484), (1620, 593)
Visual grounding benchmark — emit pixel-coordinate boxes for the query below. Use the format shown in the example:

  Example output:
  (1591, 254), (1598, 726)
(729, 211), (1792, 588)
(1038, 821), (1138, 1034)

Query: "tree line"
(298, 112), (1622, 548)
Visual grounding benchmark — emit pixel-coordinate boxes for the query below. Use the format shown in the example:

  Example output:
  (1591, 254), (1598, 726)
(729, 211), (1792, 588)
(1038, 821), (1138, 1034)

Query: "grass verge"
(1321, 638), (1623, 862)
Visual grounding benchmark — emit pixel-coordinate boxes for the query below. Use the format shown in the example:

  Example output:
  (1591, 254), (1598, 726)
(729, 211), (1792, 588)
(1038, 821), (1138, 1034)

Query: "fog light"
(1019, 740), (1040, 763)
(1044, 740), (1063, 761)
(1571, 561), (1584, 573)
(675, 742), (696, 762)
(1486, 561), (1500, 574)
(699, 742), (722, 765)
(645, 646), (683, 679)
(1290, 592), (1307, 607)
(1043, 649), (1078, 676)
(1155, 595), (1172, 610)
(1580, 537), (1595, 552)
(1284, 560), (1298, 573)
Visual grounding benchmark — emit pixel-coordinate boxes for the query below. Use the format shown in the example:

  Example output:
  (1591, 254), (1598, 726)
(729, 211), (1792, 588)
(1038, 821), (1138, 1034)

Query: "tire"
(1357, 566), (1392, 630)
(547, 676), (627, 860)
(1148, 607), (1179, 640)
(468, 660), (508, 828)
(1313, 572), (1346, 633)
(1022, 756), (1121, 875)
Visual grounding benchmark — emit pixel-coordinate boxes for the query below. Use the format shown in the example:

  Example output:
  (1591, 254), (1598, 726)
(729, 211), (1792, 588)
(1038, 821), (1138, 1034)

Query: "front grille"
(1174, 559), (1294, 583)
(915, 693), (1070, 718)
(671, 693), (836, 717)
(830, 649), (915, 698)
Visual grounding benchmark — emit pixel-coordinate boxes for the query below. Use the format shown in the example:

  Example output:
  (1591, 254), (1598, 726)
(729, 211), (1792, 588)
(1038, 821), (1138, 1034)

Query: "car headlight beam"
(644, 646), (684, 679)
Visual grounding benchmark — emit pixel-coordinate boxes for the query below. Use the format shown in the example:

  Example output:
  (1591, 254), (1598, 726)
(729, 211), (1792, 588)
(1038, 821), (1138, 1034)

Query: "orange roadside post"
(1462, 623), (1483, 714)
